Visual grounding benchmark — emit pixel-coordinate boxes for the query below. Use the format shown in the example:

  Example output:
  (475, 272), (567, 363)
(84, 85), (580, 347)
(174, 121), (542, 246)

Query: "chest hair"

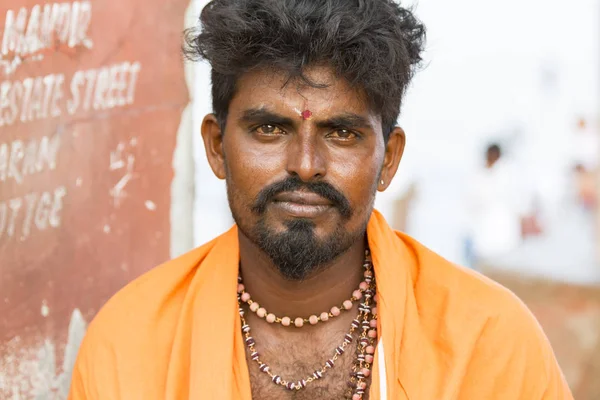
(245, 326), (372, 400)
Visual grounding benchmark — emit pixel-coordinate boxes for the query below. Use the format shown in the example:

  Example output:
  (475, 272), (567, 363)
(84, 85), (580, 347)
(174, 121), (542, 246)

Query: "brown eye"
(255, 124), (284, 135)
(329, 129), (358, 140)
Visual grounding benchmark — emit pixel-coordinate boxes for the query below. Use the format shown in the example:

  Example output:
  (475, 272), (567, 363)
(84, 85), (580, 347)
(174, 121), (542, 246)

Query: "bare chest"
(245, 331), (371, 400)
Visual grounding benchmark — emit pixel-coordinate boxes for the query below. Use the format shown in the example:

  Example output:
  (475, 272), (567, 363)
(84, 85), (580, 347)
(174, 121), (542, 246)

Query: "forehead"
(228, 66), (382, 130)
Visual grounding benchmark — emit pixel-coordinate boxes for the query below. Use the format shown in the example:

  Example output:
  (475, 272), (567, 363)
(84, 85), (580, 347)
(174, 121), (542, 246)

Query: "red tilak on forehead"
(301, 109), (313, 120)
(295, 99), (313, 120)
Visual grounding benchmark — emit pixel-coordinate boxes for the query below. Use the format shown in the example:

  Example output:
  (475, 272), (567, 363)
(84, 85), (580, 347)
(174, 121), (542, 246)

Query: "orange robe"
(68, 210), (573, 399)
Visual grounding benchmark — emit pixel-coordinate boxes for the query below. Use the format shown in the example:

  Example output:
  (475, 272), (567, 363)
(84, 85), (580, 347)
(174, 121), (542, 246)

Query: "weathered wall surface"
(0, 1), (190, 398)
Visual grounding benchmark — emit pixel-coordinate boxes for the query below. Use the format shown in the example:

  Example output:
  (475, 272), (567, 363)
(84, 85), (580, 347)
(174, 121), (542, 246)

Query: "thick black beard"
(226, 172), (376, 281)
(251, 217), (361, 281)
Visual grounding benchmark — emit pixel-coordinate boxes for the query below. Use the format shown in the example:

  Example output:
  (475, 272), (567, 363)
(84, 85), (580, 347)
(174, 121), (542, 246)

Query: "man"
(465, 143), (536, 265)
(69, 1), (572, 399)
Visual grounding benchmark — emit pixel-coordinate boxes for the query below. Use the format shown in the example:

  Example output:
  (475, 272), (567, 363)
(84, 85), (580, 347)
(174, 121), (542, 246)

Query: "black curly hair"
(184, 0), (426, 139)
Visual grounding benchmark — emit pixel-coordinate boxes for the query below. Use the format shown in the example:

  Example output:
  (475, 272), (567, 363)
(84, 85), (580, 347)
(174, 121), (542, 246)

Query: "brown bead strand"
(237, 267), (370, 327)
(239, 307), (360, 391)
(346, 256), (378, 400)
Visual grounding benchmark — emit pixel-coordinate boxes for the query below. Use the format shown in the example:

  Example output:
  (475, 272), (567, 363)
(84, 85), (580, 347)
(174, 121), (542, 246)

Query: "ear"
(378, 127), (406, 191)
(201, 114), (226, 179)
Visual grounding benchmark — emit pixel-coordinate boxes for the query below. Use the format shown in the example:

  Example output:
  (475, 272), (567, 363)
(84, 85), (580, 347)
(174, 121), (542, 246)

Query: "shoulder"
(96, 243), (214, 332)
(68, 241), (220, 399)
(402, 231), (549, 346)
(78, 238), (219, 356)
(400, 233), (567, 395)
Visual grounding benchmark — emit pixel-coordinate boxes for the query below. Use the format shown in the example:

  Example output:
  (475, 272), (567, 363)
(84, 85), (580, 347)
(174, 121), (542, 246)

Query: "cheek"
(224, 140), (284, 206)
(225, 161), (254, 209)
(353, 174), (379, 210)
(332, 156), (381, 213)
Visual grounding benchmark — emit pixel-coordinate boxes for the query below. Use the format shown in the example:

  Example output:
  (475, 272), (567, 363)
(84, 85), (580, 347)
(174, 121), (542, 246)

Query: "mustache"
(251, 175), (352, 219)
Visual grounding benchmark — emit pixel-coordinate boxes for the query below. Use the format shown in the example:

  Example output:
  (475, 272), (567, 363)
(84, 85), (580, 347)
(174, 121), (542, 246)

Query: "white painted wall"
(191, 0), (600, 282)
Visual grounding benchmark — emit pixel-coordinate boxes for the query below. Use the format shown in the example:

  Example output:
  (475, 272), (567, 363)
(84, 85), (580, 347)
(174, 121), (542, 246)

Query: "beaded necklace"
(237, 249), (378, 400)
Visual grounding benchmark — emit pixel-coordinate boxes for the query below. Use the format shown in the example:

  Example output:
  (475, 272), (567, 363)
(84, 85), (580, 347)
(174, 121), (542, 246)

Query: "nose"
(285, 131), (326, 181)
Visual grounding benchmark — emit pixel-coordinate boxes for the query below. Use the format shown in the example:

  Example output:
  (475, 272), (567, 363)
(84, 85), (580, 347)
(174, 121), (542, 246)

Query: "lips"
(273, 191), (333, 206)
(271, 191), (333, 218)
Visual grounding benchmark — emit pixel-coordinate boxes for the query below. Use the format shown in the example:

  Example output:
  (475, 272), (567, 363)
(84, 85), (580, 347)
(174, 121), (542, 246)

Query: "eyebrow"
(315, 113), (374, 131)
(239, 108), (295, 128)
(240, 108), (375, 131)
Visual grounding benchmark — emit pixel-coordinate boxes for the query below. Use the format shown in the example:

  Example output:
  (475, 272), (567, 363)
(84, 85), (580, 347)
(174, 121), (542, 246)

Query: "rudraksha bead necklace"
(237, 249), (378, 400)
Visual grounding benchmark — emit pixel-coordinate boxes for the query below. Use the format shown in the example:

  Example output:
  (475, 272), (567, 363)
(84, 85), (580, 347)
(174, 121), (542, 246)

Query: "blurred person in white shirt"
(465, 144), (535, 266)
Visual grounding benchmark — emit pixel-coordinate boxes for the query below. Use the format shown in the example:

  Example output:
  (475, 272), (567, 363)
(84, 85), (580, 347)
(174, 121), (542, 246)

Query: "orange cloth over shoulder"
(68, 210), (573, 399)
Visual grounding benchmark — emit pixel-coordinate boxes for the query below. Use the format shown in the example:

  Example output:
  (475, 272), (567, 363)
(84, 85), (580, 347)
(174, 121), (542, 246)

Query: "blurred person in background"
(68, 1), (571, 399)
(574, 164), (597, 211)
(572, 118), (598, 212)
(570, 117), (599, 265)
(465, 143), (540, 267)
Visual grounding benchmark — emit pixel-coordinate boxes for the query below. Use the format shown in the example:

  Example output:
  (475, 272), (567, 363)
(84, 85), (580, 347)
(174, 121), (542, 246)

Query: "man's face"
(202, 66), (404, 280)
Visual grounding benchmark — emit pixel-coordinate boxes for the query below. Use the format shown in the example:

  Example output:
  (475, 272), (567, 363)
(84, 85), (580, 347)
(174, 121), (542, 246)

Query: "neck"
(238, 231), (366, 318)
